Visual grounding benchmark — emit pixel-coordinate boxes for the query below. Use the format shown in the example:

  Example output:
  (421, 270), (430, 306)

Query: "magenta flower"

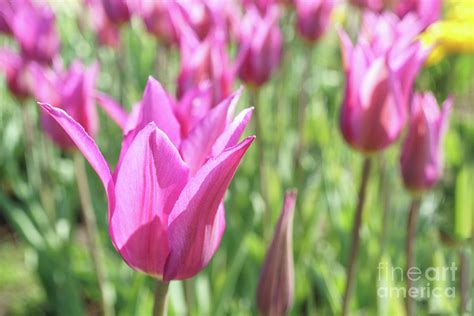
(394, 0), (440, 28)
(100, 0), (131, 25)
(236, 5), (282, 87)
(34, 61), (99, 149)
(53, 77), (254, 280)
(257, 190), (297, 316)
(400, 93), (452, 194)
(0, 49), (31, 100)
(177, 32), (233, 106)
(11, 2), (59, 65)
(295, 0), (334, 43)
(338, 30), (405, 154)
(137, 0), (180, 46)
(176, 0), (213, 41)
(84, 0), (120, 48)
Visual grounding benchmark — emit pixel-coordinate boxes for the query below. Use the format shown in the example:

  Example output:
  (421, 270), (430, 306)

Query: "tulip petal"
(38, 102), (112, 191)
(164, 136), (255, 280)
(111, 122), (189, 276)
(136, 77), (181, 147)
(96, 92), (129, 131)
(179, 90), (239, 173)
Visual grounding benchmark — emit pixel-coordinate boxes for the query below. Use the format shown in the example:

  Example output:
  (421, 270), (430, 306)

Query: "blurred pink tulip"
(138, 0), (180, 45)
(257, 190), (296, 316)
(40, 76), (254, 280)
(393, 0), (440, 28)
(85, 0), (120, 48)
(177, 0), (213, 40)
(338, 29), (405, 154)
(0, 49), (31, 100)
(349, 0), (384, 12)
(34, 61), (99, 149)
(11, 2), (59, 65)
(177, 32), (233, 106)
(0, 0), (33, 35)
(400, 93), (452, 193)
(101, 0), (131, 25)
(295, 0), (334, 43)
(236, 5), (282, 87)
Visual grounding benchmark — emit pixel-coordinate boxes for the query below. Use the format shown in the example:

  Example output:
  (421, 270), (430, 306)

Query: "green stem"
(459, 245), (470, 314)
(341, 157), (372, 316)
(251, 89), (270, 239)
(73, 152), (114, 316)
(153, 279), (170, 316)
(405, 198), (421, 316)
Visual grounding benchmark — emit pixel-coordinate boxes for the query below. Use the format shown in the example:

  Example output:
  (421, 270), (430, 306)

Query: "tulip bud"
(11, 3), (60, 65)
(0, 49), (31, 100)
(400, 93), (452, 194)
(338, 29), (405, 154)
(85, 0), (120, 48)
(236, 5), (282, 87)
(34, 61), (99, 149)
(257, 190), (297, 316)
(349, 0), (384, 12)
(295, 0), (334, 43)
(101, 0), (131, 25)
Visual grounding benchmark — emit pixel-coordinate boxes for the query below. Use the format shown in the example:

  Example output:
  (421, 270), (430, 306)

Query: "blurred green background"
(1, 1), (473, 315)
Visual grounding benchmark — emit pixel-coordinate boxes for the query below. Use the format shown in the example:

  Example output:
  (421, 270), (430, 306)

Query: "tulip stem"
(251, 89), (270, 239)
(405, 197), (421, 316)
(459, 245), (470, 314)
(73, 152), (114, 316)
(153, 279), (170, 316)
(341, 157), (372, 316)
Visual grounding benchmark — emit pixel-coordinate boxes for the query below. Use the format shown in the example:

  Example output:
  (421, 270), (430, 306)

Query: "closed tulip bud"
(11, 3), (59, 65)
(257, 190), (297, 316)
(85, 0), (120, 48)
(139, 0), (179, 46)
(237, 5), (282, 87)
(400, 93), (452, 194)
(338, 29), (405, 154)
(42, 77), (254, 280)
(0, 49), (31, 100)
(101, 0), (131, 25)
(34, 61), (99, 149)
(295, 0), (334, 43)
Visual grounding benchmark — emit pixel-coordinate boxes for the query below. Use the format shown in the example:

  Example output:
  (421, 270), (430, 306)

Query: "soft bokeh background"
(0, 0), (473, 315)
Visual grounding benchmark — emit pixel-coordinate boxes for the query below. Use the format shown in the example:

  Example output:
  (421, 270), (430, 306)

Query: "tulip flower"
(45, 77), (254, 280)
(84, 0), (120, 48)
(400, 93), (452, 194)
(236, 5), (282, 87)
(0, 49), (31, 100)
(338, 30), (405, 154)
(137, 0), (180, 46)
(177, 31), (233, 106)
(176, 0), (213, 40)
(33, 61), (99, 150)
(295, 0), (334, 43)
(257, 190), (297, 316)
(393, 0), (441, 28)
(100, 0), (131, 25)
(11, 2), (59, 65)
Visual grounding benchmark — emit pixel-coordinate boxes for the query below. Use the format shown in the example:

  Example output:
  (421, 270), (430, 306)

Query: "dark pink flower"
(0, 49), (31, 100)
(295, 0), (334, 43)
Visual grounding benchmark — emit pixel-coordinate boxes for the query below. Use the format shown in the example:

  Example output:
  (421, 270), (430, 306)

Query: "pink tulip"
(100, 0), (131, 25)
(257, 190), (297, 316)
(0, 0), (33, 35)
(33, 61), (99, 149)
(349, 0), (384, 12)
(85, 0), (120, 48)
(236, 5), (282, 87)
(176, 0), (213, 41)
(0, 49), (31, 100)
(11, 2), (59, 65)
(41, 77), (254, 280)
(338, 30), (405, 154)
(177, 32), (233, 106)
(295, 0), (334, 43)
(400, 93), (452, 193)
(138, 0), (180, 46)
(393, 0), (440, 28)
(241, 0), (276, 14)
